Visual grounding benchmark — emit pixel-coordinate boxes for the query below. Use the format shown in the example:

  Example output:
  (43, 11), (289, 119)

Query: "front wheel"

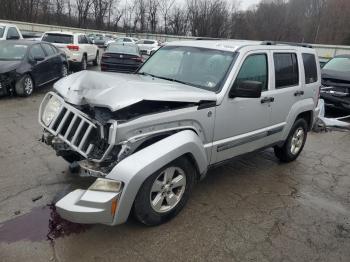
(15, 74), (34, 97)
(133, 157), (196, 226)
(274, 118), (308, 162)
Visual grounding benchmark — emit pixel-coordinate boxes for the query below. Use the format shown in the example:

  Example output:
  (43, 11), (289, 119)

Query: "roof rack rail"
(261, 41), (313, 48)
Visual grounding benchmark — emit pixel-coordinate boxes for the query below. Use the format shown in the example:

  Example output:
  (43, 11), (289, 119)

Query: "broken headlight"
(42, 95), (62, 126)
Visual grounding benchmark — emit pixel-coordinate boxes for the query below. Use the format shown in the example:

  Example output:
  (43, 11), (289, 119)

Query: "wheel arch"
(107, 130), (208, 225)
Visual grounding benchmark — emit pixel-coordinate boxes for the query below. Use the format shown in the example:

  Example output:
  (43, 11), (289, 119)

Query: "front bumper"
(56, 188), (120, 225)
(320, 92), (350, 112)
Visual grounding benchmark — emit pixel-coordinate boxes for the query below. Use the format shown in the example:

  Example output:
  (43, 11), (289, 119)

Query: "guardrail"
(1, 19), (350, 58)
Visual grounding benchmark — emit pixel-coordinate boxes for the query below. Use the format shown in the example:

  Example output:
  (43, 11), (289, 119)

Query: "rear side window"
(7, 27), (20, 39)
(144, 40), (155, 44)
(234, 54), (268, 91)
(274, 53), (299, 88)
(42, 43), (56, 56)
(42, 33), (73, 44)
(124, 38), (132, 42)
(302, 53), (318, 84)
(78, 35), (88, 44)
(29, 44), (45, 59)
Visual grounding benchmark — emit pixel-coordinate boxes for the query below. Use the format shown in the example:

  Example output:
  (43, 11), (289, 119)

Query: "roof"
(167, 40), (263, 52)
(166, 39), (314, 52)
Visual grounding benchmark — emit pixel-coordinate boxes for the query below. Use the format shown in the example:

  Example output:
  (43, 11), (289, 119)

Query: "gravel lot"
(0, 63), (350, 262)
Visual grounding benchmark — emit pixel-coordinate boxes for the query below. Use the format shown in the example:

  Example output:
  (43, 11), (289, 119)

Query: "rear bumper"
(56, 188), (120, 225)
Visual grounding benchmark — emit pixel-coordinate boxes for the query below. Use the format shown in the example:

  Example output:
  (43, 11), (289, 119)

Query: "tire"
(61, 152), (83, 163)
(274, 118), (308, 163)
(15, 74), (34, 97)
(93, 51), (99, 66)
(133, 157), (196, 226)
(80, 55), (87, 71)
(61, 64), (68, 78)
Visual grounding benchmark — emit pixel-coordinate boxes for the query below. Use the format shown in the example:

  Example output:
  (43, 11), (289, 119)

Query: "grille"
(41, 93), (98, 158)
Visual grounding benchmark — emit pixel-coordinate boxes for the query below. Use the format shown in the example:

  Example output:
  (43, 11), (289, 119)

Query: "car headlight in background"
(88, 178), (123, 192)
(42, 95), (62, 126)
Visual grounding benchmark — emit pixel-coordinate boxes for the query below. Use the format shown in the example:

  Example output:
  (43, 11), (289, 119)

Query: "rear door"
(28, 44), (52, 85)
(41, 43), (62, 79)
(79, 35), (94, 61)
(267, 50), (302, 141)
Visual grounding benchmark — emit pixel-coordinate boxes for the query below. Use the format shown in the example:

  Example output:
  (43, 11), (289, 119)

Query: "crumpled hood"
(0, 60), (22, 74)
(54, 71), (217, 111)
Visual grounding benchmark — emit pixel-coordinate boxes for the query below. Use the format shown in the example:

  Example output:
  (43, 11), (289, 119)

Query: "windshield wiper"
(137, 72), (198, 88)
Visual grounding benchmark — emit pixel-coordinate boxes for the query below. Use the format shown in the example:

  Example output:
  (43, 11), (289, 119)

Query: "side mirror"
(229, 80), (262, 98)
(33, 55), (45, 62)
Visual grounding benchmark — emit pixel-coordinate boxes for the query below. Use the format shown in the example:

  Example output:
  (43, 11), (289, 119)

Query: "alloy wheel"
(290, 127), (305, 155)
(150, 166), (187, 213)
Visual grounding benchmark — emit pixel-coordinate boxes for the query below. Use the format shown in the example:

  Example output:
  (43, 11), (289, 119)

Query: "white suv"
(39, 40), (320, 226)
(137, 39), (159, 55)
(42, 31), (99, 71)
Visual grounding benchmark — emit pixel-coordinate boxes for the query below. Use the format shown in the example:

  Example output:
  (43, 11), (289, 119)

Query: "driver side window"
(234, 54), (268, 91)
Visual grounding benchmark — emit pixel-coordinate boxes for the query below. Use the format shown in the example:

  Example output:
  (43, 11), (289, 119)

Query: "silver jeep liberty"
(39, 40), (321, 226)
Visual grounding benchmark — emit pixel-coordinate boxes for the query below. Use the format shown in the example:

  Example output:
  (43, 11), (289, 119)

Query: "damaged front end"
(38, 90), (210, 225)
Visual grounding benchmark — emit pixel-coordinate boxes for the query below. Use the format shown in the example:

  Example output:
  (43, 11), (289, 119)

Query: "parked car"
(41, 31), (99, 71)
(320, 55), (350, 112)
(137, 39), (159, 55)
(114, 37), (137, 44)
(21, 31), (43, 41)
(100, 43), (143, 73)
(93, 35), (108, 48)
(0, 23), (23, 40)
(38, 40), (320, 226)
(0, 40), (68, 97)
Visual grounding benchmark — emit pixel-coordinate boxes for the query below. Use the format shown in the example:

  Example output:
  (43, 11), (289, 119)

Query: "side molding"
(107, 130), (208, 225)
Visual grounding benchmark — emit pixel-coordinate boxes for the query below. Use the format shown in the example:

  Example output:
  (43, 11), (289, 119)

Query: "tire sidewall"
(133, 157), (196, 226)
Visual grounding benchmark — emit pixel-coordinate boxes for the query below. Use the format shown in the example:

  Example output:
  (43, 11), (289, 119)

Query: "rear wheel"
(15, 74), (34, 97)
(133, 157), (196, 226)
(80, 55), (87, 71)
(93, 51), (99, 66)
(274, 118), (308, 162)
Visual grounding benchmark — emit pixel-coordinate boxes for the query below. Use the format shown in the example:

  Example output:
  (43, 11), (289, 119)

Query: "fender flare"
(282, 98), (315, 139)
(106, 130), (208, 225)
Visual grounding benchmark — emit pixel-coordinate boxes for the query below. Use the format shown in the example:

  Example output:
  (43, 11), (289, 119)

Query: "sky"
(238, 0), (262, 10)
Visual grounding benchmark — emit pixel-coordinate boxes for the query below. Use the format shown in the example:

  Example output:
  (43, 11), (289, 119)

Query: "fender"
(282, 98), (315, 139)
(106, 130), (208, 225)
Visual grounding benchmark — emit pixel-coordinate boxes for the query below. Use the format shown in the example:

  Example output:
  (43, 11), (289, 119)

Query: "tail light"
(316, 86), (321, 107)
(67, 45), (79, 51)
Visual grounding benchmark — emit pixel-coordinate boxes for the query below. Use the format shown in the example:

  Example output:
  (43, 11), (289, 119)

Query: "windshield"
(138, 46), (236, 91)
(42, 33), (73, 44)
(0, 26), (4, 38)
(323, 57), (350, 72)
(107, 44), (139, 55)
(0, 42), (27, 60)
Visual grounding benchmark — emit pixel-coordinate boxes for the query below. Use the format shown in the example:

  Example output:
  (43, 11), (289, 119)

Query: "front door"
(211, 51), (274, 164)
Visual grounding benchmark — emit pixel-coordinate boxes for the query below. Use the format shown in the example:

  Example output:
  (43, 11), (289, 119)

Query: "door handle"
(261, 97), (274, 104)
(294, 90), (304, 96)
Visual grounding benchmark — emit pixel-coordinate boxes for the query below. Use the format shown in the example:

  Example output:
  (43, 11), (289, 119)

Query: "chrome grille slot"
(40, 92), (98, 158)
